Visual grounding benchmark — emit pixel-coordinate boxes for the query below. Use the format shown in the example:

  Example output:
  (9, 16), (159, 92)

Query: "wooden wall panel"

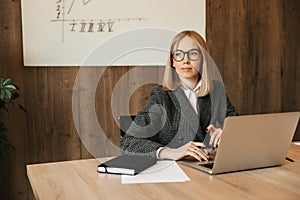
(206, 0), (247, 112)
(207, 0), (299, 139)
(281, 0), (300, 112)
(96, 66), (130, 153)
(0, 0), (28, 199)
(0, 0), (299, 199)
(24, 67), (82, 163)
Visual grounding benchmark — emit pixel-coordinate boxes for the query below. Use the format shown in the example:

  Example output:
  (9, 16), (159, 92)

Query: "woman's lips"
(181, 67), (192, 72)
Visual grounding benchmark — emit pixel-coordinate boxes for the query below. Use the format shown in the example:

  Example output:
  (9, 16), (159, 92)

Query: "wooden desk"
(27, 144), (300, 200)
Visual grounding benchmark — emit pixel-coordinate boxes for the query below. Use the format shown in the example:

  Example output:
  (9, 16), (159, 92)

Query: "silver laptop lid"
(180, 112), (299, 174)
(212, 112), (299, 174)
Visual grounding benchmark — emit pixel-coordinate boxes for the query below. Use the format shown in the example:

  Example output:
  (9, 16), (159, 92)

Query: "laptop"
(181, 112), (300, 174)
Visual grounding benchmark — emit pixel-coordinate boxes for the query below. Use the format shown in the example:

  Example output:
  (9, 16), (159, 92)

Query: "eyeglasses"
(171, 49), (202, 62)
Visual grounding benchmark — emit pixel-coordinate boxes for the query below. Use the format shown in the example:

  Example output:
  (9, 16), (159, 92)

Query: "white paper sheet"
(293, 142), (300, 146)
(121, 160), (190, 184)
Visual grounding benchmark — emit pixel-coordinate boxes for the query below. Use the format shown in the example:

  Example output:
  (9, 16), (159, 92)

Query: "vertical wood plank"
(207, 0), (299, 115)
(24, 67), (82, 163)
(206, 0), (247, 114)
(281, 0), (300, 139)
(0, 0), (28, 199)
(95, 66), (129, 157)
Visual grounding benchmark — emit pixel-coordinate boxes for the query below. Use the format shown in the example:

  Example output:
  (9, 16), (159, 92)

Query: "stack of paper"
(122, 160), (190, 184)
(294, 142), (300, 146)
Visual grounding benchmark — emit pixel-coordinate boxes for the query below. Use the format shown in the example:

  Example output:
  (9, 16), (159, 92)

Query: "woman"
(120, 30), (238, 161)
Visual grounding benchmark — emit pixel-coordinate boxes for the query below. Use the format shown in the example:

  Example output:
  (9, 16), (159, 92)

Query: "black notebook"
(97, 155), (157, 176)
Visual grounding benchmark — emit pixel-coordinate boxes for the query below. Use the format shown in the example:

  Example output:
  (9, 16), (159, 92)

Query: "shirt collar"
(180, 78), (202, 97)
(193, 80), (202, 93)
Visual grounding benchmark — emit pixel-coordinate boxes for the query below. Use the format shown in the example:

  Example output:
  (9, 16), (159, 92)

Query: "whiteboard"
(21, 0), (206, 66)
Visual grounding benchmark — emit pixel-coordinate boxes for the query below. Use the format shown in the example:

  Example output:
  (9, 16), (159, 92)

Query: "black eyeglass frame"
(171, 49), (203, 62)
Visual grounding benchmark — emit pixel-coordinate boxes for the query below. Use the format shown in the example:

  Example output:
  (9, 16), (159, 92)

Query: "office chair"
(118, 115), (136, 137)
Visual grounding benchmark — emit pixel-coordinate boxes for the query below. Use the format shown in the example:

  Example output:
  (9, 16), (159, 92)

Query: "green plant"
(0, 78), (25, 158)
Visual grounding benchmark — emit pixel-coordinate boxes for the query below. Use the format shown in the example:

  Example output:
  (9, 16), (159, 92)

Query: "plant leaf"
(3, 78), (11, 86)
(0, 122), (8, 132)
(11, 92), (20, 100)
(4, 89), (12, 99)
(16, 103), (26, 112)
(0, 78), (4, 86)
(0, 77), (21, 156)
(0, 142), (15, 150)
(0, 133), (9, 141)
(0, 89), (5, 99)
(2, 104), (9, 113)
(4, 84), (16, 91)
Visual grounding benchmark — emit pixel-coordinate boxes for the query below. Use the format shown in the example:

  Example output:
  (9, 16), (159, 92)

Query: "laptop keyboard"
(199, 162), (214, 169)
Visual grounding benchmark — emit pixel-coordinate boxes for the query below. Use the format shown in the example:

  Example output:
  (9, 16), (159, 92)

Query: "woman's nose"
(183, 53), (190, 64)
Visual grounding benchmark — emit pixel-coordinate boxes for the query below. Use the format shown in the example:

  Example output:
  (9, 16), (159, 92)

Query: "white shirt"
(181, 80), (202, 114)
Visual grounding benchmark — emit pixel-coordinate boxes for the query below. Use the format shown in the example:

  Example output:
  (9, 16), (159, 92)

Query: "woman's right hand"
(158, 141), (209, 161)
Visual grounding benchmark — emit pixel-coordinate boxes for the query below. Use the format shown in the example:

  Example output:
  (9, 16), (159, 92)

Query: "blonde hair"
(162, 30), (213, 97)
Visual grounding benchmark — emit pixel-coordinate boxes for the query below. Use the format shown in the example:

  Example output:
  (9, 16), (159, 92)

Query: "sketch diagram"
(21, 0), (205, 66)
(52, 0), (147, 43)
(66, 0), (93, 14)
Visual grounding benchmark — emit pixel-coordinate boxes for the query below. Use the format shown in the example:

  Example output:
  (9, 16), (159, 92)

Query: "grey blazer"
(120, 83), (238, 157)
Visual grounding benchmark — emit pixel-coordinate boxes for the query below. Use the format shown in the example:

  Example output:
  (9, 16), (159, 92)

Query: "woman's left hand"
(206, 124), (222, 148)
